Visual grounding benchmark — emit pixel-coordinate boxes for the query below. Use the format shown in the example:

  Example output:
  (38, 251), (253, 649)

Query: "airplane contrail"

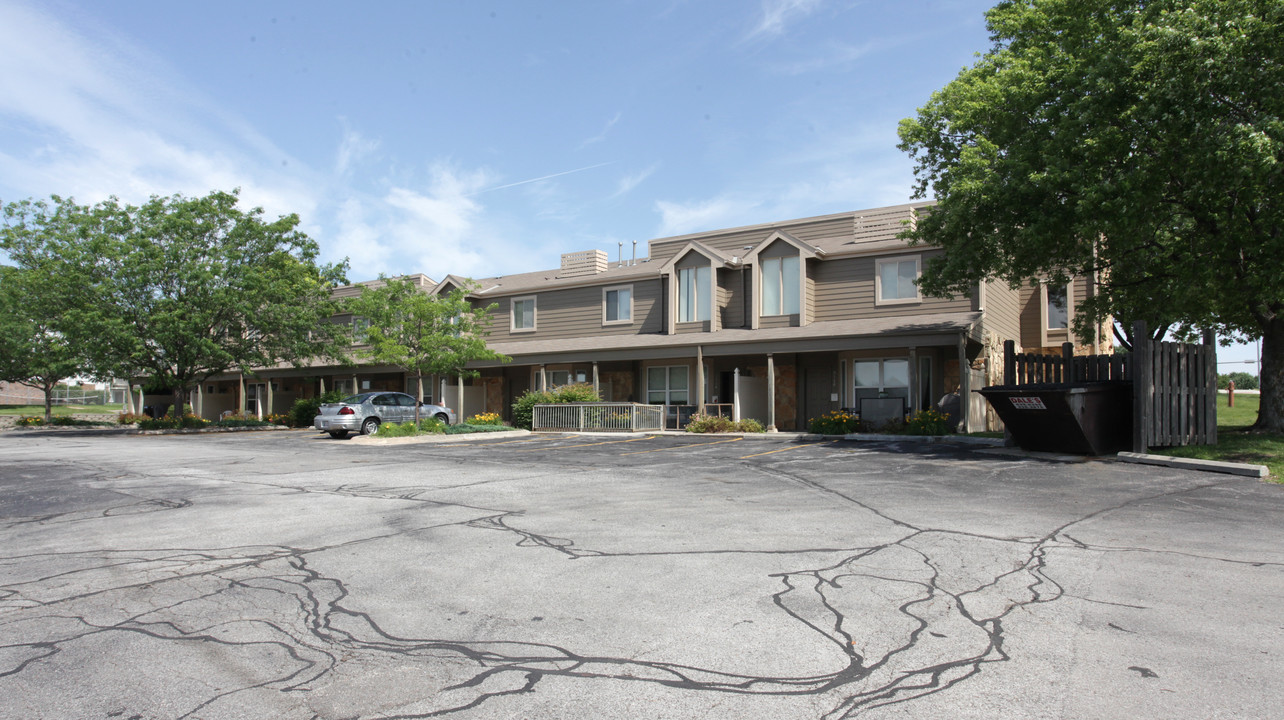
(473, 162), (613, 194)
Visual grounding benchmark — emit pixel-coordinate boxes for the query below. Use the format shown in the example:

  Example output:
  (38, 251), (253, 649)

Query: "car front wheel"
(360, 417), (380, 436)
(435, 412), (450, 425)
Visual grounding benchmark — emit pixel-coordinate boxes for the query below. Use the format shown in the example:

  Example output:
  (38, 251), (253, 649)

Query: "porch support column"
(695, 345), (705, 414)
(539, 364), (548, 391)
(265, 379), (274, 416)
(136, 385), (143, 416)
(592, 362), (600, 397)
(957, 334), (970, 433)
(908, 347), (918, 414)
(456, 375), (465, 421)
(766, 353), (777, 432)
(238, 374), (245, 416)
(733, 368), (741, 422)
(352, 373), (359, 393)
(194, 384), (203, 419)
(319, 376), (326, 396)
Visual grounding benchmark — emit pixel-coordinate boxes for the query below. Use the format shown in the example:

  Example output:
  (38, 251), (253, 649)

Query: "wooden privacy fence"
(1000, 322), (1217, 451)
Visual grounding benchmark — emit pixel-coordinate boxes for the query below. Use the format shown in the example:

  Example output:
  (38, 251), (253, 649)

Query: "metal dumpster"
(980, 382), (1132, 455)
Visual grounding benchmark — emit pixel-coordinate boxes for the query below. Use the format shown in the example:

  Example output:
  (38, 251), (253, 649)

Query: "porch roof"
(475, 311), (981, 366)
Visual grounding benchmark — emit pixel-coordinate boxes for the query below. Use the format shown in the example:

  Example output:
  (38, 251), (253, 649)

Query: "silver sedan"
(313, 392), (456, 438)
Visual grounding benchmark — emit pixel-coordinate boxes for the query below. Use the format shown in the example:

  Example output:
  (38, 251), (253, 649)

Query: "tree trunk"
(172, 387), (187, 418)
(1255, 318), (1284, 432)
(43, 379), (54, 423)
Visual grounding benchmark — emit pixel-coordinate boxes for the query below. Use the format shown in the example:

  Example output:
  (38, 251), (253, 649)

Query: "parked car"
(313, 392), (456, 438)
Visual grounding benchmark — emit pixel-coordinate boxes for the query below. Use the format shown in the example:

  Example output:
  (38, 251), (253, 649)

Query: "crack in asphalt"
(0, 440), (1275, 718)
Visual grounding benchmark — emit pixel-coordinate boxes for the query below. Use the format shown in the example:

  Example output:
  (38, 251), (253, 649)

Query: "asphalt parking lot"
(2, 429), (1282, 719)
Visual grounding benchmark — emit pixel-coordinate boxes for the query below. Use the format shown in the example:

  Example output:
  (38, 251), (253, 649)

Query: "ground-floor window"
(853, 358), (909, 406)
(647, 365), (689, 404)
(549, 369), (588, 387)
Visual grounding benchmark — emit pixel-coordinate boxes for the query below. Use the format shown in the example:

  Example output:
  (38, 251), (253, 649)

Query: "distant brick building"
(0, 381), (45, 405)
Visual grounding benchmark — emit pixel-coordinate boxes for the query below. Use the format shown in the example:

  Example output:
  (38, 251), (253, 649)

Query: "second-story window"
(761, 255), (800, 316)
(677, 266), (711, 323)
(875, 255), (921, 305)
(1046, 285), (1069, 329)
(352, 317), (370, 343)
(511, 296), (536, 332)
(604, 285), (632, 324)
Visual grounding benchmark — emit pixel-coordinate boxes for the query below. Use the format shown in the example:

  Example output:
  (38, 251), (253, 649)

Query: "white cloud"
(335, 121), (380, 177)
(610, 164), (659, 199)
(746, 0), (823, 41)
(578, 111), (623, 149)
(655, 195), (761, 237)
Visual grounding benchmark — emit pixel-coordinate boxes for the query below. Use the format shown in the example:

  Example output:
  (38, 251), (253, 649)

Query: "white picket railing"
(532, 403), (665, 432)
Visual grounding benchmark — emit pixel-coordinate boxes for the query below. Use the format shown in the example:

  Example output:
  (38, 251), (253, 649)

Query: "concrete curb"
(1116, 452), (1269, 478)
(348, 429), (532, 445)
(843, 433), (1007, 447)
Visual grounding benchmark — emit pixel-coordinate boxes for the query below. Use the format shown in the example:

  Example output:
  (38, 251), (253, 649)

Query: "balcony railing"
(532, 403), (665, 433)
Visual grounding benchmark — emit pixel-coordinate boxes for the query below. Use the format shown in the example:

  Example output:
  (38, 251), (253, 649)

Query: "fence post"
(1062, 342), (1075, 384)
(579, 405), (585, 432)
(1004, 340), (1015, 386)
(733, 368), (741, 422)
(1132, 320), (1151, 453)
(1204, 328), (1217, 445)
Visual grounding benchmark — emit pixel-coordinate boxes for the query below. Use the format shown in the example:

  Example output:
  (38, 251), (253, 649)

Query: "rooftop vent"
(560, 249), (608, 277)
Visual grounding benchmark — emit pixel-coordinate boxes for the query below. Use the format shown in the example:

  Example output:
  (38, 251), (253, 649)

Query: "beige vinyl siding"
(759, 315), (794, 329)
(488, 279), (664, 342)
(805, 269), (816, 324)
(812, 251), (971, 322)
(981, 279), (1021, 347)
(1018, 283), (1042, 348)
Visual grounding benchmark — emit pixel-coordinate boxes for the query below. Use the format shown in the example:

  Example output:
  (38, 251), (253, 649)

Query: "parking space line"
(512, 436), (655, 452)
(739, 440), (837, 459)
(619, 436), (744, 455)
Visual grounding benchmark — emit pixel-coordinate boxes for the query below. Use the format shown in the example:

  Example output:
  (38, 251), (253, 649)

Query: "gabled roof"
(743, 230), (825, 262)
(657, 240), (735, 272)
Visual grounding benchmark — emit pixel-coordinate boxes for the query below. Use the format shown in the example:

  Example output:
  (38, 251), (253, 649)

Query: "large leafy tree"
(5, 190), (351, 417)
(0, 197), (104, 421)
(898, 0), (1284, 430)
(345, 277), (508, 422)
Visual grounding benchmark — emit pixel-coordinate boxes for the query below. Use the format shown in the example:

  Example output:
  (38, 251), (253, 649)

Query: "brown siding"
(649, 216), (853, 264)
(719, 268), (746, 329)
(1018, 283), (1042, 348)
(487, 278), (664, 342)
(759, 315), (794, 329)
(981, 279), (1021, 346)
(812, 251), (972, 322)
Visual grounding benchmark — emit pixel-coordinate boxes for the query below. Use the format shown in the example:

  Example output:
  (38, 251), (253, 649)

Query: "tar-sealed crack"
(0, 447), (1264, 718)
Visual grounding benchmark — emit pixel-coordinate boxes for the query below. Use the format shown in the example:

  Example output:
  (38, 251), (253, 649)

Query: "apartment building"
(176, 202), (1107, 431)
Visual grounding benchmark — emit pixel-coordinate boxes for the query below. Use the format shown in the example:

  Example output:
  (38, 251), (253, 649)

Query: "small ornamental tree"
(345, 276), (509, 423)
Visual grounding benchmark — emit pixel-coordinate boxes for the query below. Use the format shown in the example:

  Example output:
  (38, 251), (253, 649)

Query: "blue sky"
(0, 0), (1258, 368)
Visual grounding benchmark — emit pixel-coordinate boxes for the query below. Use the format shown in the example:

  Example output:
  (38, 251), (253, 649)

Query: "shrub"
(289, 389), (345, 429)
(15, 416), (43, 427)
(1218, 372), (1259, 390)
(118, 413), (147, 425)
(445, 423), (516, 435)
(467, 412), (504, 426)
(139, 414), (209, 431)
(214, 417), (273, 428)
(510, 384), (601, 430)
(264, 413), (291, 427)
(808, 410), (860, 435)
(906, 408), (952, 436)
(685, 414), (766, 433)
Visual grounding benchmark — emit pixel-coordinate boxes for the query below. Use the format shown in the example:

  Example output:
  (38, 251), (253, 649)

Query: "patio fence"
(532, 403), (665, 433)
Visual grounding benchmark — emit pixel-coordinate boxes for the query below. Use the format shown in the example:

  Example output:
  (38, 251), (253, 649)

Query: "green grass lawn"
(0, 404), (122, 416)
(1152, 393), (1284, 481)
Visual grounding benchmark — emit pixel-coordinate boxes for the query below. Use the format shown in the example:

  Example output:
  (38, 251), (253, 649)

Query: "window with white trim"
(603, 285), (633, 324)
(677, 265), (711, 323)
(852, 358), (910, 405)
(875, 256), (921, 305)
(647, 365), (689, 404)
(1046, 284), (1069, 329)
(352, 317), (370, 344)
(511, 296), (536, 332)
(761, 255), (800, 316)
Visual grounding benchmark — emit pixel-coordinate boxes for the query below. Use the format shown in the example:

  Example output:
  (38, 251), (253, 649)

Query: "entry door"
(244, 383), (265, 415)
(804, 366), (835, 423)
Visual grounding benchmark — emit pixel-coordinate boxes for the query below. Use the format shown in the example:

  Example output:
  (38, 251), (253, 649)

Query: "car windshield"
(341, 393), (375, 404)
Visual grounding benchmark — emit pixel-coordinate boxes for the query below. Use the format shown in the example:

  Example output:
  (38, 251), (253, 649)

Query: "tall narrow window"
(677, 266), (710, 322)
(853, 359), (911, 404)
(875, 256), (921, 304)
(511, 296), (536, 332)
(647, 365), (689, 404)
(760, 255), (800, 316)
(1046, 285), (1069, 329)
